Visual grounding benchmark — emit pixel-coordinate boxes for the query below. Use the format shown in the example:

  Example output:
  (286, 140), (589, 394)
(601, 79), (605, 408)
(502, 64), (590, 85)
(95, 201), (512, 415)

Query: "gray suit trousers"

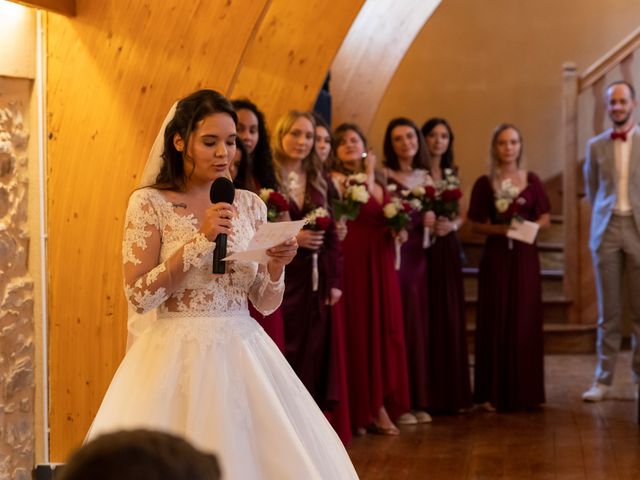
(592, 214), (640, 385)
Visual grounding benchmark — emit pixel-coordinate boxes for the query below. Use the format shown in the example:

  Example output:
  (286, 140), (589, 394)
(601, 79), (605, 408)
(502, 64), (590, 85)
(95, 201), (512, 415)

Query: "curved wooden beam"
(228, 0), (365, 128)
(46, 0), (270, 459)
(9, 0), (75, 16)
(331, 0), (441, 132)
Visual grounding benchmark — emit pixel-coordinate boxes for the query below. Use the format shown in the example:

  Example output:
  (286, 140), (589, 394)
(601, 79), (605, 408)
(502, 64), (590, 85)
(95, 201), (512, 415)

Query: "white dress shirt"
(613, 125), (635, 214)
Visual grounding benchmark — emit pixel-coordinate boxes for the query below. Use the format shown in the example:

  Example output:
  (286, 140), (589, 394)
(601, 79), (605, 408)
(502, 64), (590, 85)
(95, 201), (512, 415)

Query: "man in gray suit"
(583, 80), (640, 401)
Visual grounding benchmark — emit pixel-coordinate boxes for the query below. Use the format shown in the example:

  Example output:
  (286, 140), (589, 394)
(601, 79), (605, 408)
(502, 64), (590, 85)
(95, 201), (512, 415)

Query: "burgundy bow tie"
(611, 131), (628, 141)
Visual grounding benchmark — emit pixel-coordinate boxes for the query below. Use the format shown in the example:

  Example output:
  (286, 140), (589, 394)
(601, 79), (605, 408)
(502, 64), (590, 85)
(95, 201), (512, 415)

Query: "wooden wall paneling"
(228, 0), (365, 129)
(46, 0), (271, 460)
(330, 0), (441, 133)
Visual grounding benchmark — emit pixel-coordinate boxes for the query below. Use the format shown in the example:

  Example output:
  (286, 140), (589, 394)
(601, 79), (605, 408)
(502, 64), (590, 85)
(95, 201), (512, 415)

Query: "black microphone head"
(210, 177), (235, 204)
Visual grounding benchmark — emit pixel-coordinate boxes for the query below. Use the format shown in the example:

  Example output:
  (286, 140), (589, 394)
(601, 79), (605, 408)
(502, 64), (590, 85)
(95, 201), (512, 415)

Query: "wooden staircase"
(459, 214), (596, 354)
(551, 26), (640, 352)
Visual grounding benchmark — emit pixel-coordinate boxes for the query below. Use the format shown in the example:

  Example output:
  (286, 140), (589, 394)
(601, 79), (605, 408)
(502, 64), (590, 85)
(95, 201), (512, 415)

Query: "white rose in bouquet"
(495, 198), (510, 213)
(411, 186), (426, 197)
(410, 199), (423, 211)
(259, 188), (273, 203)
(383, 201), (399, 218)
(349, 184), (370, 204)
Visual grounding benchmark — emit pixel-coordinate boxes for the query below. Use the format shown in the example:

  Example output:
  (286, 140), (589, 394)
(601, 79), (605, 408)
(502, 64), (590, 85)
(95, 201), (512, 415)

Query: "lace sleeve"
(246, 193), (285, 315)
(122, 190), (215, 314)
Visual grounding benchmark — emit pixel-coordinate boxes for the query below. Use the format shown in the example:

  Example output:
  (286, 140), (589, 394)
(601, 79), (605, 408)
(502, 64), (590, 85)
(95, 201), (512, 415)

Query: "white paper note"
(223, 219), (307, 265)
(507, 219), (540, 245)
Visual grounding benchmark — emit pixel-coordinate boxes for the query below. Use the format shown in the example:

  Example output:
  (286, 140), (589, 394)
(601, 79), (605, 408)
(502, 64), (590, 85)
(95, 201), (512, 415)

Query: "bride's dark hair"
(153, 89), (237, 191)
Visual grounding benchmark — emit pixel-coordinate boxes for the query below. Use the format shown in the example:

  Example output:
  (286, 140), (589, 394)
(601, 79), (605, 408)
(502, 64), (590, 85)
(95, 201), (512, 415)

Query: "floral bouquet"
(433, 169), (463, 220)
(494, 179), (525, 249)
(383, 197), (412, 270)
(304, 206), (332, 232)
(494, 179), (524, 224)
(399, 181), (437, 248)
(259, 188), (290, 222)
(332, 173), (370, 221)
(304, 207), (332, 291)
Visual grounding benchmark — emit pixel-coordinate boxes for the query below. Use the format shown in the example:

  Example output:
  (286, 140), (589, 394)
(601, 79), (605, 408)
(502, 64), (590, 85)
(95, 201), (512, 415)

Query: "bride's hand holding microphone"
(199, 202), (237, 241)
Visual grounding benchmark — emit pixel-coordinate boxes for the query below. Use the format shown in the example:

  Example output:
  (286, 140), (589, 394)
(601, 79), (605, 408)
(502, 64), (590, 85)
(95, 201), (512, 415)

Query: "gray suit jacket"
(584, 126), (640, 251)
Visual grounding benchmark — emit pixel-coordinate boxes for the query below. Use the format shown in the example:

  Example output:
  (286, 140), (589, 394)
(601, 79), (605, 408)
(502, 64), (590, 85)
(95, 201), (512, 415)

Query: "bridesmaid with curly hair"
(332, 123), (410, 435)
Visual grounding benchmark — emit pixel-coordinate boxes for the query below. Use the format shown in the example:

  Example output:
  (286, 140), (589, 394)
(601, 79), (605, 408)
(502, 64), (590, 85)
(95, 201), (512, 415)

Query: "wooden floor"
(347, 353), (640, 479)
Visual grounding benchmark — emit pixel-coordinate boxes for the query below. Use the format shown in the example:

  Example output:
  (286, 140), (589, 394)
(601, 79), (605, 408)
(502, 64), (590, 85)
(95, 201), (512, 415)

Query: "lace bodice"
(122, 188), (284, 321)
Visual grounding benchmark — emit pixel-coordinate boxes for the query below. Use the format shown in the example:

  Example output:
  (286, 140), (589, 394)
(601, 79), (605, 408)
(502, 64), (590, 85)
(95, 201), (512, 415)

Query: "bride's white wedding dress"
(86, 187), (358, 479)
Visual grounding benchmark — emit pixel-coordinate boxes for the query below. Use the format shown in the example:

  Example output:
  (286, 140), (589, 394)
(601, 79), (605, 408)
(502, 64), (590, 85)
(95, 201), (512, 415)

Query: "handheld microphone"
(210, 177), (236, 274)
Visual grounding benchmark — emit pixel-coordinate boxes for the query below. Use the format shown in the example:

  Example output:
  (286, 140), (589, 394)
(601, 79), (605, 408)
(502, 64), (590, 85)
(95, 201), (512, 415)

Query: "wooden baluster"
(562, 63), (579, 323)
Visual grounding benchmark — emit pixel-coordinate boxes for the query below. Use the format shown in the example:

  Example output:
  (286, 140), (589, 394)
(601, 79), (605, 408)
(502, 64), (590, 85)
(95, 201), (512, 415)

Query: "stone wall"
(0, 97), (34, 480)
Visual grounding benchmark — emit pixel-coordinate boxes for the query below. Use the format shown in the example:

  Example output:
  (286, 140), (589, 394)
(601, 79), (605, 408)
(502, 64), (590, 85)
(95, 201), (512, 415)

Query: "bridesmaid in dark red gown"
(468, 124), (551, 411)
(332, 123), (410, 435)
(313, 117), (352, 444)
(271, 111), (344, 415)
(421, 118), (472, 414)
(231, 99), (285, 352)
(382, 117), (435, 425)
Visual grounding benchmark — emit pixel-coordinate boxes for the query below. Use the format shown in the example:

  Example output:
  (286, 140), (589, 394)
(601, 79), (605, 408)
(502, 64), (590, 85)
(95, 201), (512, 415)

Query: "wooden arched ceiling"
(46, 0), (271, 459)
(45, 0), (367, 460)
(331, 0), (441, 133)
(228, 0), (365, 128)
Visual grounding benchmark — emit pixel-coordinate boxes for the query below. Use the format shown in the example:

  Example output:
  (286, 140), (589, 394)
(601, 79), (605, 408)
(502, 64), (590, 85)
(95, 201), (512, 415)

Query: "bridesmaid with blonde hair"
(271, 111), (350, 442)
(468, 123), (550, 411)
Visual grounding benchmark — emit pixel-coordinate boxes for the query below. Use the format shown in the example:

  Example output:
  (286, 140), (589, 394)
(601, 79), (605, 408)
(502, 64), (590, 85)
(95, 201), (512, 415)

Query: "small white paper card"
(507, 219), (540, 245)
(223, 219), (306, 265)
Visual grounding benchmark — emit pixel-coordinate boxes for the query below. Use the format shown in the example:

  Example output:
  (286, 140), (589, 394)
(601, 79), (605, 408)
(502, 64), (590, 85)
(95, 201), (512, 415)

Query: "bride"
(85, 89), (359, 479)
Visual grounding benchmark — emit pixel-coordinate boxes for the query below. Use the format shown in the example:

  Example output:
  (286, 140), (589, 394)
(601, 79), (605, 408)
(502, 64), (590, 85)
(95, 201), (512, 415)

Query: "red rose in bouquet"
(303, 206), (332, 291)
(259, 188), (290, 222)
(434, 169), (463, 219)
(304, 207), (332, 231)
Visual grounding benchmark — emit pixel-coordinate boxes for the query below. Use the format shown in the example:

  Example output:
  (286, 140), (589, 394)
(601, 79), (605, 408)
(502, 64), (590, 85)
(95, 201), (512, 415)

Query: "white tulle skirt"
(86, 311), (358, 480)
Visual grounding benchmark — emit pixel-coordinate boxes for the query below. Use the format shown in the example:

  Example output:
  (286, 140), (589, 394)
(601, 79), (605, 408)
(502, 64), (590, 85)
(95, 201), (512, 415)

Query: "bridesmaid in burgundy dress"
(332, 123), (410, 435)
(382, 117), (435, 425)
(468, 123), (550, 411)
(421, 118), (473, 414)
(312, 115), (352, 443)
(231, 99), (285, 352)
(271, 111), (350, 441)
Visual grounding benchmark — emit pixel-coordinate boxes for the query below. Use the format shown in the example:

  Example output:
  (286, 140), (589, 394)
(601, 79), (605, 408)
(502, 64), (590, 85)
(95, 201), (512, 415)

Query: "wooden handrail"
(579, 25), (640, 91)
